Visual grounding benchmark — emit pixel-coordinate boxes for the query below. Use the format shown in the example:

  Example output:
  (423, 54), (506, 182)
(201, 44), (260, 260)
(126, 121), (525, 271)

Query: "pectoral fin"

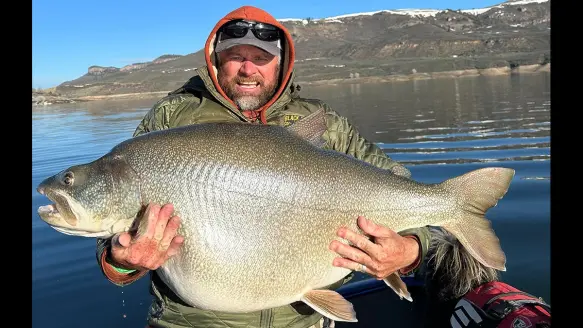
(383, 272), (413, 302)
(300, 289), (357, 322)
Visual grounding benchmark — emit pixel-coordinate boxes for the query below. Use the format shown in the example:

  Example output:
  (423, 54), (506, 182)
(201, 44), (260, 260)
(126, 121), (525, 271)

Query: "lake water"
(32, 72), (550, 328)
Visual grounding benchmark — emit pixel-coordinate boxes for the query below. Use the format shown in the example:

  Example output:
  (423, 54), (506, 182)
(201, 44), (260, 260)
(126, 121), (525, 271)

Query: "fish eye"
(62, 171), (74, 186)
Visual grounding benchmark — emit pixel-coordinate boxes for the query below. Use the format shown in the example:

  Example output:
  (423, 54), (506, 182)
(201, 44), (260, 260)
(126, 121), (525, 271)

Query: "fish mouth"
(37, 203), (60, 220)
(37, 202), (75, 228)
(50, 225), (112, 238)
(37, 199), (111, 237)
(36, 188), (125, 238)
(36, 189), (79, 227)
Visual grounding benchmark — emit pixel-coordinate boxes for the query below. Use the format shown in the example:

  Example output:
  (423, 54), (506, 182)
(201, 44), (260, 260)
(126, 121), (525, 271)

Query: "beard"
(218, 66), (280, 111)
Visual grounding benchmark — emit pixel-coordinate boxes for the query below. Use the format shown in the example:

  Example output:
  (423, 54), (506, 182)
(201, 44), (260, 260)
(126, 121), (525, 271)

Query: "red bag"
(449, 281), (551, 327)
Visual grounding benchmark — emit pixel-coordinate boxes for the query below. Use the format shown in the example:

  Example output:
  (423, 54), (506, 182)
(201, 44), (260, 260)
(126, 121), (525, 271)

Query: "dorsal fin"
(285, 108), (328, 148)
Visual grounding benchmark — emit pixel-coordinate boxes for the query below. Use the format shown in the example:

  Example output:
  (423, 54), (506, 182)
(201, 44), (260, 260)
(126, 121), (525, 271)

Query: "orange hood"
(204, 6), (296, 124)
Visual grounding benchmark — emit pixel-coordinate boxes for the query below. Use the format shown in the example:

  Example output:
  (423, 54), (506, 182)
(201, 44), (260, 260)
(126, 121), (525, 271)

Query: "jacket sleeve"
(95, 93), (199, 286)
(322, 105), (430, 275)
(132, 93), (194, 137)
(95, 238), (149, 286)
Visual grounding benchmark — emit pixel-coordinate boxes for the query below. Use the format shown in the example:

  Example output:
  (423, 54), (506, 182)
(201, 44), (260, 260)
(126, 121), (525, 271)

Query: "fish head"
(36, 154), (141, 238)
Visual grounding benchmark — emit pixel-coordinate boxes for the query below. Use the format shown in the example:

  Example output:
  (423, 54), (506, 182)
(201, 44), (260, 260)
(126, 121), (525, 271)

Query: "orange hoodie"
(204, 6), (296, 124)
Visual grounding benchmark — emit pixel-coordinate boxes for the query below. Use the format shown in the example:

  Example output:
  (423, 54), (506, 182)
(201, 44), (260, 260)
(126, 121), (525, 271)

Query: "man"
(95, 5), (432, 328)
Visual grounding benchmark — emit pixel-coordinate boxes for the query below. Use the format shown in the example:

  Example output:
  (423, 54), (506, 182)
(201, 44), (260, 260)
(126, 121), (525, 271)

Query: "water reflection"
(349, 83), (361, 96)
(301, 73), (550, 167)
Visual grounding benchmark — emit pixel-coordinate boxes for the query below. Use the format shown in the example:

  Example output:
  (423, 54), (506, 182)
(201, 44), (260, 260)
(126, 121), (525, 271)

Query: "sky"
(32, 0), (508, 89)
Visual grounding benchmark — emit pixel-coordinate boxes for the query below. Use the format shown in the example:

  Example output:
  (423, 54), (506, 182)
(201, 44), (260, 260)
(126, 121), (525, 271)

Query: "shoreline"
(297, 63), (550, 86)
(36, 64), (550, 103)
(76, 91), (171, 101)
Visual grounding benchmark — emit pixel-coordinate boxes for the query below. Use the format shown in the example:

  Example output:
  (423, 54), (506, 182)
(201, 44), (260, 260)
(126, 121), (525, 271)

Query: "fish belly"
(153, 198), (357, 312)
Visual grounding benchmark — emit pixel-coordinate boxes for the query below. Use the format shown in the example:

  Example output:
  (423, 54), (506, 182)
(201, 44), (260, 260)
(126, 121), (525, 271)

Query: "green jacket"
(95, 65), (431, 328)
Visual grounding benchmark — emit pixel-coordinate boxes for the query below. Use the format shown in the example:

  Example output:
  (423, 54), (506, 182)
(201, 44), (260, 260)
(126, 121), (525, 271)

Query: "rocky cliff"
(54, 0), (550, 98)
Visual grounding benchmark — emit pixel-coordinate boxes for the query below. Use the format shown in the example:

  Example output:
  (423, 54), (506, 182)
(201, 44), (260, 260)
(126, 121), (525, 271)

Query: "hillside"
(51, 0), (550, 99)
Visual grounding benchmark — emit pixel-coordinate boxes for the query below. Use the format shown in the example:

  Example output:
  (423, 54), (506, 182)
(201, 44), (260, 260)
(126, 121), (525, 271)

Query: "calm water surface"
(32, 73), (550, 328)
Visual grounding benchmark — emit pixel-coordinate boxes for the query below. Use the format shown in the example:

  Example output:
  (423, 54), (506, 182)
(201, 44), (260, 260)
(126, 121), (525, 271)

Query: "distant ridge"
(50, 0), (549, 98)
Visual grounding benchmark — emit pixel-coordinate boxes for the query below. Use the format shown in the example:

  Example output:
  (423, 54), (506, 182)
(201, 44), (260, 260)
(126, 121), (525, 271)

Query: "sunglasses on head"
(220, 20), (281, 42)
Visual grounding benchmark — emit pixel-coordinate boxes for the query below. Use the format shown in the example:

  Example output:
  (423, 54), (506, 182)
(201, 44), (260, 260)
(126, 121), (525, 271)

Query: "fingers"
(337, 225), (380, 257)
(115, 232), (132, 248)
(329, 240), (373, 268)
(140, 203), (162, 239)
(330, 216), (407, 279)
(164, 236), (185, 260)
(147, 235), (184, 270)
(357, 216), (392, 238)
(332, 257), (370, 273)
(108, 203), (184, 271)
(159, 216), (181, 252)
(153, 203), (174, 243)
(330, 240), (378, 275)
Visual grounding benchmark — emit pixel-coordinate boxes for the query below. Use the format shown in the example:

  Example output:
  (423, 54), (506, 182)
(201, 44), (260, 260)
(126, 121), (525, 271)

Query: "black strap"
(488, 299), (550, 320)
(485, 291), (540, 306)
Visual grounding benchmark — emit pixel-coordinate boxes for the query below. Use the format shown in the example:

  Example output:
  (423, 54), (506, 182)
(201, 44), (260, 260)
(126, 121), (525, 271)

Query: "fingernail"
(328, 242), (336, 251)
(337, 228), (346, 237)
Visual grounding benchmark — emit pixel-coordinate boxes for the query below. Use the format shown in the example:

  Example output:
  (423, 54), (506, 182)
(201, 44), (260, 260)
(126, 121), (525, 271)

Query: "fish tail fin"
(438, 167), (515, 272)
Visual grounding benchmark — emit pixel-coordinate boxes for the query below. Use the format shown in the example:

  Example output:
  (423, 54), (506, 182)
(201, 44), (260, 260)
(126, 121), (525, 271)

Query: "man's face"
(217, 45), (280, 111)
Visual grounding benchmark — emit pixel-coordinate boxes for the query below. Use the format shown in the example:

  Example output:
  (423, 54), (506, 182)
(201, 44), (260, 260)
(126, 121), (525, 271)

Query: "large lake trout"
(36, 109), (514, 322)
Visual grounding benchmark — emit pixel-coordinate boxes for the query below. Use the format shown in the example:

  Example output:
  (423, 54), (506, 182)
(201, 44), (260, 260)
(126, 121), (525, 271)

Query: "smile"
(237, 82), (260, 89)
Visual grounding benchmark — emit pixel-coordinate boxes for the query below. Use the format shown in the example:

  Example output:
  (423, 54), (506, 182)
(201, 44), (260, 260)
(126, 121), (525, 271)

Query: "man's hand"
(329, 216), (420, 279)
(109, 203), (184, 271)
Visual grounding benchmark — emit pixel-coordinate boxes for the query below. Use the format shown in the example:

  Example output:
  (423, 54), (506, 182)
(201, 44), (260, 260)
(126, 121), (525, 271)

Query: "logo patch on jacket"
(283, 114), (302, 126)
(512, 316), (532, 328)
